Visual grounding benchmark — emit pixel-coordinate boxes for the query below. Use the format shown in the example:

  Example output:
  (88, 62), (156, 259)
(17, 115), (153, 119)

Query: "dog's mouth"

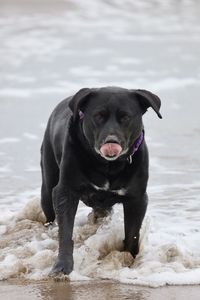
(99, 142), (122, 160)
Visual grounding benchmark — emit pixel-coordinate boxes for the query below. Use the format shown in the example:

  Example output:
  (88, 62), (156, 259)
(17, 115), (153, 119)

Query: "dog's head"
(69, 87), (162, 161)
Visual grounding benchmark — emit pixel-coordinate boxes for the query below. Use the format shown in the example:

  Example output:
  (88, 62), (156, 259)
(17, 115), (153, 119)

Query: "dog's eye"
(119, 114), (131, 123)
(94, 111), (107, 123)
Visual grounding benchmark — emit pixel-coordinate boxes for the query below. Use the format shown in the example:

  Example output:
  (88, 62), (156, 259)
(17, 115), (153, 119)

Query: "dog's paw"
(44, 221), (54, 228)
(49, 258), (73, 279)
(53, 273), (70, 282)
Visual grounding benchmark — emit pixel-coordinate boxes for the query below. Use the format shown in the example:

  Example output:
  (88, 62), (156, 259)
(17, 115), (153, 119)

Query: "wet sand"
(0, 280), (200, 300)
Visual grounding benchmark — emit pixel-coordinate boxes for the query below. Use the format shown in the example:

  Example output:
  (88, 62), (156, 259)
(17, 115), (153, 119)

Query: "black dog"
(40, 86), (162, 276)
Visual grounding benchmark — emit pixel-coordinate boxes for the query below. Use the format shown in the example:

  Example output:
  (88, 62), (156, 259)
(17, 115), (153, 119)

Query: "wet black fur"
(40, 86), (162, 275)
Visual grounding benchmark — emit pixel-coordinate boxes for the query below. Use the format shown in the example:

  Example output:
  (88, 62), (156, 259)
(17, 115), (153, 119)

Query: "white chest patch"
(91, 182), (109, 191)
(112, 188), (127, 196)
(91, 181), (127, 196)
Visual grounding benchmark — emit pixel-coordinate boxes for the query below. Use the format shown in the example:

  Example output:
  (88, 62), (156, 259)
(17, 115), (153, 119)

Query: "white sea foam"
(5, 74), (36, 83)
(0, 88), (32, 98)
(0, 137), (21, 144)
(0, 190), (199, 286)
(0, 164), (12, 173)
(24, 166), (40, 172)
(23, 133), (39, 140)
(151, 77), (200, 91)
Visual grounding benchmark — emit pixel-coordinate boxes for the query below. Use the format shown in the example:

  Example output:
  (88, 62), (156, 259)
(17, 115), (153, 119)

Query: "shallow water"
(1, 280), (200, 300)
(0, 0), (200, 287)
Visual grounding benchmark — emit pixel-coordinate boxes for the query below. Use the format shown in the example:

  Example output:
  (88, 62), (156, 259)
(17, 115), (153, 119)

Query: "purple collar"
(128, 130), (144, 164)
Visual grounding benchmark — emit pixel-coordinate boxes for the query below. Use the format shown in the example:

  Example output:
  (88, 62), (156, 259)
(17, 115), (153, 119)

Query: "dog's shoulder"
(43, 97), (73, 159)
(50, 96), (72, 122)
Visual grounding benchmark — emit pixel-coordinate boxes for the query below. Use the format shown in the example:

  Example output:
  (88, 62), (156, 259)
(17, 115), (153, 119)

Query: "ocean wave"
(0, 194), (199, 286)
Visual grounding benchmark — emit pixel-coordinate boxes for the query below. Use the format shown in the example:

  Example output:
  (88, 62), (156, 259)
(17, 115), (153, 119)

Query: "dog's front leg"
(50, 185), (79, 276)
(123, 193), (148, 258)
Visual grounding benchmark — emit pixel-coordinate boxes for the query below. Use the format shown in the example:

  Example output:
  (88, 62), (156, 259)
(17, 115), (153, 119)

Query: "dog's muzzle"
(100, 143), (122, 159)
(99, 135), (123, 160)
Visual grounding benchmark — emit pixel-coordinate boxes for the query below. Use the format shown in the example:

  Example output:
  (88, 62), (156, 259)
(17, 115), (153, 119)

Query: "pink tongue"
(100, 143), (122, 158)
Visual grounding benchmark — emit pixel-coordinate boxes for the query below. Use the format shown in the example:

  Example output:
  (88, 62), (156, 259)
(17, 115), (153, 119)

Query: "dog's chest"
(90, 180), (127, 196)
(81, 179), (127, 209)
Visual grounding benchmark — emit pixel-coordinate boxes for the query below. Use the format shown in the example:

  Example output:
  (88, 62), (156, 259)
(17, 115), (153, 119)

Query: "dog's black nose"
(104, 135), (120, 144)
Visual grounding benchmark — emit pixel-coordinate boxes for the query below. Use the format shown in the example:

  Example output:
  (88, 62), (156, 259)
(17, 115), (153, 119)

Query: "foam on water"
(0, 138), (21, 144)
(0, 190), (199, 286)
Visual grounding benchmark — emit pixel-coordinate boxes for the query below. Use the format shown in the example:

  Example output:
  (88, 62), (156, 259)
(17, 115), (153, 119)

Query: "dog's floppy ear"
(69, 88), (92, 120)
(132, 89), (162, 118)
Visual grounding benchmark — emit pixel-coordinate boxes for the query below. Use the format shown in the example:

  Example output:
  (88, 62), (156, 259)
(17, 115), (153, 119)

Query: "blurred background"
(0, 0), (200, 200)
